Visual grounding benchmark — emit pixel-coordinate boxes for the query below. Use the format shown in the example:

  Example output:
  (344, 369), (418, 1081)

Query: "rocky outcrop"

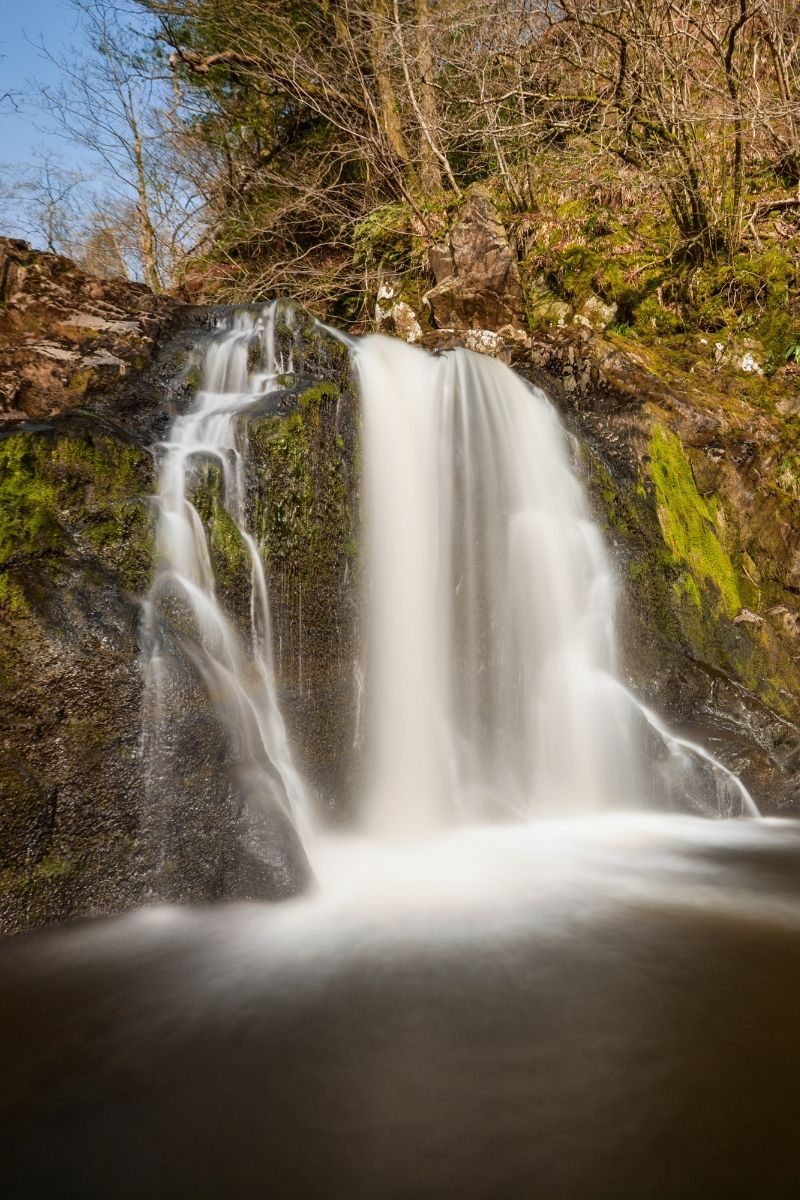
(425, 188), (526, 333)
(0, 237), (182, 422)
(375, 284), (423, 344)
(0, 247), (357, 933)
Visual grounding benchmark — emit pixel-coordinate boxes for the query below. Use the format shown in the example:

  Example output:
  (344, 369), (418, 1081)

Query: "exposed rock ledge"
(0, 237), (184, 423)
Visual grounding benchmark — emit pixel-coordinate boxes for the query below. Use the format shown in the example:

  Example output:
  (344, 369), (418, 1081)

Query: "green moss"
(185, 364), (201, 391)
(51, 435), (142, 492)
(589, 457), (639, 536)
(0, 434), (63, 611)
(0, 426), (154, 612)
(65, 365), (97, 398)
(649, 425), (740, 617)
(352, 202), (416, 271)
(633, 295), (683, 336)
(191, 465), (250, 596)
(0, 574), (27, 615)
(0, 435), (62, 566)
(671, 572), (703, 610)
(251, 381), (351, 573)
(35, 854), (74, 880)
(776, 451), (800, 498)
(248, 376), (357, 645)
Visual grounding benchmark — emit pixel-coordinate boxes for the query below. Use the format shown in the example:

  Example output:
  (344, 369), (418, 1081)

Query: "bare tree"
(34, 0), (203, 290)
(119, 0), (800, 303)
(0, 150), (85, 254)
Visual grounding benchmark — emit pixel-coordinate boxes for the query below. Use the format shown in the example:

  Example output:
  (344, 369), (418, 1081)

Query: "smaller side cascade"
(142, 303), (311, 897)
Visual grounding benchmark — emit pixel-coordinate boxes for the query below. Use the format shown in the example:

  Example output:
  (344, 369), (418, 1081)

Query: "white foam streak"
(143, 305), (309, 837)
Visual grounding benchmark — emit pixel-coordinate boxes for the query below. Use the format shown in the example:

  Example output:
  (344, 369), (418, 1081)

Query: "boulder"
(375, 285), (423, 344)
(576, 294), (618, 331)
(425, 188), (525, 331)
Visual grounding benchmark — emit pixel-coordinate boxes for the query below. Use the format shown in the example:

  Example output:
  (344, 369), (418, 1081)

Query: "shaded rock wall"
(0, 417), (155, 930)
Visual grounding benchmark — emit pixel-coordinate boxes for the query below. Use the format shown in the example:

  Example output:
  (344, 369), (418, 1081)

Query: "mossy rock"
(648, 425), (740, 619)
(190, 462), (252, 616)
(0, 420), (154, 615)
(245, 369), (361, 811)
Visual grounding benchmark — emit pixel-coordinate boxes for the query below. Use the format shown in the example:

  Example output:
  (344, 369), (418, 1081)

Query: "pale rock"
(463, 329), (502, 355)
(496, 324), (532, 350)
(529, 298), (572, 328)
(425, 188), (525, 331)
(377, 300), (423, 345)
(713, 336), (764, 374)
(733, 608), (766, 625)
(740, 351), (763, 375)
(578, 294), (618, 331)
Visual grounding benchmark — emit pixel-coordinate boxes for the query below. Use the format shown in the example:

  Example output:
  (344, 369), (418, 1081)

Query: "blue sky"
(0, 0), (92, 238)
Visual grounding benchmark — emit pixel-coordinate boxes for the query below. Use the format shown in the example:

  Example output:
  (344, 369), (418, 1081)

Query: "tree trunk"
(132, 126), (161, 294)
(415, 0), (442, 193)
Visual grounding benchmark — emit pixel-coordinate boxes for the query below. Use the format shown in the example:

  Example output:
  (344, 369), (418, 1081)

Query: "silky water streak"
(142, 305), (309, 857)
(355, 334), (755, 834)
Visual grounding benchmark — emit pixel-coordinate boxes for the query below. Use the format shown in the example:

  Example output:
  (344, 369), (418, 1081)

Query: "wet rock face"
(425, 189), (526, 332)
(0, 237), (183, 422)
(0, 241), (222, 933)
(245, 316), (362, 816)
(0, 418), (154, 931)
(0, 404), (324, 934)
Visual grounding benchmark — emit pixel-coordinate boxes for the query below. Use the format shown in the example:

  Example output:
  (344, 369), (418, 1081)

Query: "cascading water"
(142, 310), (753, 895)
(355, 335), (756, 835)
(142, 306), (310, 875)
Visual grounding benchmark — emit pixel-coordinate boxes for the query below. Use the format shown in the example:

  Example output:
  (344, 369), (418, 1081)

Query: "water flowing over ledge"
(356, 334), (755, 831)
(141, 306), (754, 890)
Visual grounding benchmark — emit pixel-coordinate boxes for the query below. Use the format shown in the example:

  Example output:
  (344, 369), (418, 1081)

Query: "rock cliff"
(0, 237), (181, 423)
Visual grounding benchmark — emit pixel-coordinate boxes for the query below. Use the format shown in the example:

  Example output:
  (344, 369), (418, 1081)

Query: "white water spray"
(143, 306), (309, 840)
(355, 335), (755, 835)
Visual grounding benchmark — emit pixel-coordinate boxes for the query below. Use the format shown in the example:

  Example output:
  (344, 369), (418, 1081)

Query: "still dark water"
(3, 815), (800, 1199)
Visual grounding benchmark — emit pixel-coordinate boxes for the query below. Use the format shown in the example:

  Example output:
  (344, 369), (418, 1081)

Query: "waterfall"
(142, 313), (754, 890)
(143, 306), (310, 861)
(355, 335), (756, 834)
